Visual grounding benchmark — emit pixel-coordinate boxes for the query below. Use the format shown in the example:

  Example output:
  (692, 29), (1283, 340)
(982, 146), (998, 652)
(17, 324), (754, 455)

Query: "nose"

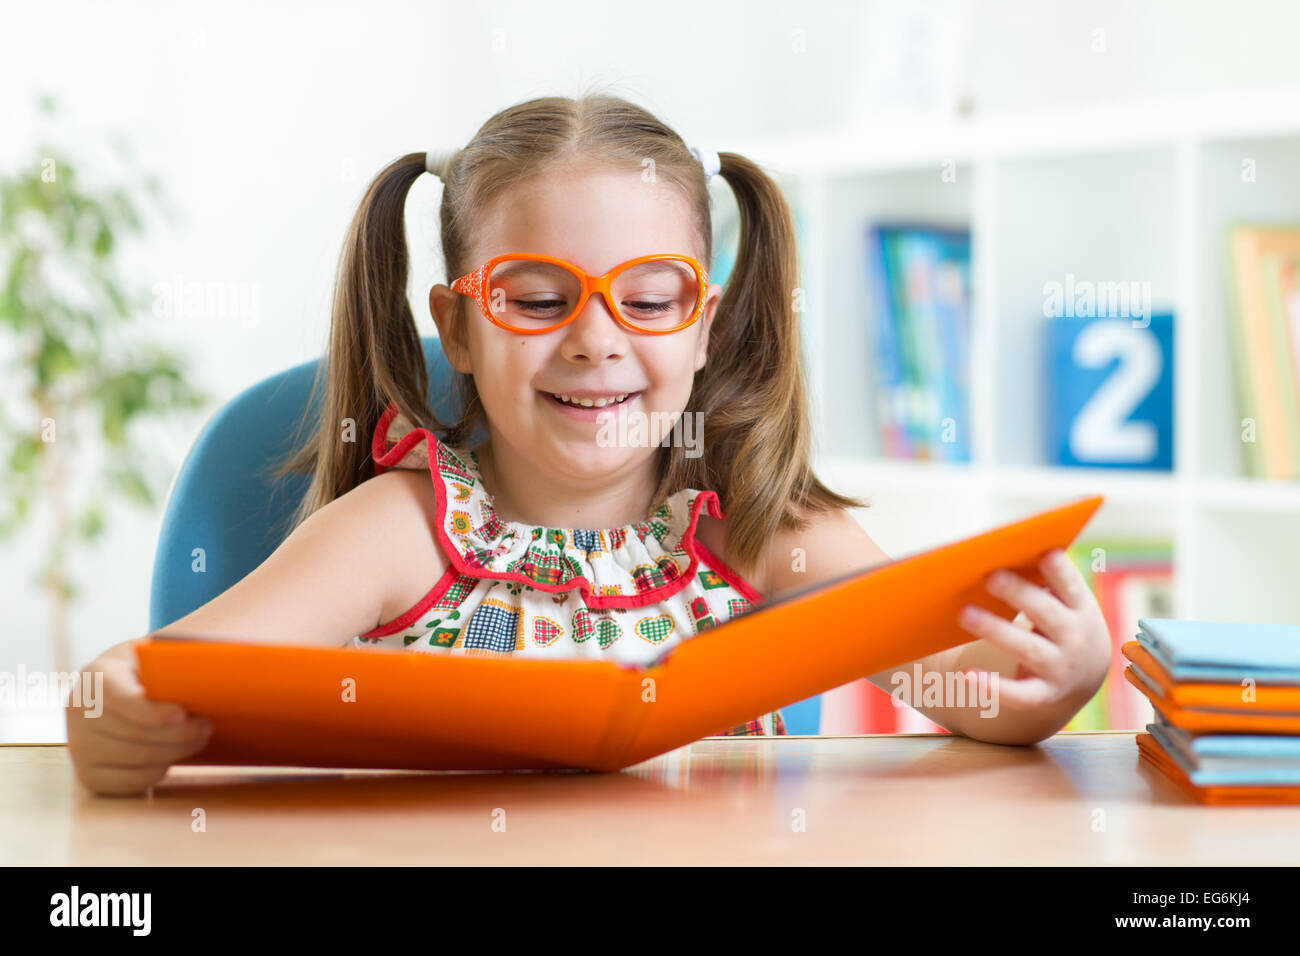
(559, 292), (629, 361)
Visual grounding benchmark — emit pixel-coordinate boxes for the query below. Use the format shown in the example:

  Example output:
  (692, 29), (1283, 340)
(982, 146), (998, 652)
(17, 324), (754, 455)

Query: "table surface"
(6, 731), (1299, 865)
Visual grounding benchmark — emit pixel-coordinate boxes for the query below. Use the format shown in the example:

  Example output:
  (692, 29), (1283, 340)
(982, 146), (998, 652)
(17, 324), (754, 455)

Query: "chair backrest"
(148, 337), (463, 633)
(147, 338), (823, 733)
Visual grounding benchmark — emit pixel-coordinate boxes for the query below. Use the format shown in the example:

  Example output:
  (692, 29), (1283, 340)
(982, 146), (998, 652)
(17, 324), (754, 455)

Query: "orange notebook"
(135, 495), (1103, 772)
(1136, 732), (1300, 805)
(1122, 667), (1300, 734)
(1122, 640), (1300, 711)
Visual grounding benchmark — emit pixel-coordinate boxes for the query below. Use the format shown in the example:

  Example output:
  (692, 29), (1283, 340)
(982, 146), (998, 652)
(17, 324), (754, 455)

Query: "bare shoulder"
(696, 504), (891, 604)
(148, 468), (446, 647)
(364, 469), (449, 626)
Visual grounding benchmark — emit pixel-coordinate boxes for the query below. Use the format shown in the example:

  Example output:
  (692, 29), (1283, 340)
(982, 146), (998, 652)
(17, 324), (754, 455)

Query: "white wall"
(5, 0), (1300, 739)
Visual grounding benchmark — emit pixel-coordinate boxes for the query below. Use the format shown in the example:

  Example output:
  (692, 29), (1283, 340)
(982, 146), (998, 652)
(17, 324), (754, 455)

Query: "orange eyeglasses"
(450, 252), (709, 335)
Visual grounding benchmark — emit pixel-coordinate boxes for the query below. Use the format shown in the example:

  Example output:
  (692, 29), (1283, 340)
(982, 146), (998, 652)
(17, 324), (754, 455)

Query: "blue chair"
(148, 336), (823, 733)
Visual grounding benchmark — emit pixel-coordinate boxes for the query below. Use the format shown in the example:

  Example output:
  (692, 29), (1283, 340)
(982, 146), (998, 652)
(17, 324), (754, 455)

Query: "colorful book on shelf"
(865, 224), (972, 462)
(1283, 257), (1300, 415)
(1225, 225), (1300, 478)
(902, 230), (972, 462)
(880, 227), (932, 458)
(867, 225), (912, 458)
(1062, 540), (1171, 731)
(134, 496), (1103, 772)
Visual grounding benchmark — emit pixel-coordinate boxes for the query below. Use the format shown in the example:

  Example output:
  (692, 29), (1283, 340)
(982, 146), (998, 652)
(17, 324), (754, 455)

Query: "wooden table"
(5, 731), (1299, 865)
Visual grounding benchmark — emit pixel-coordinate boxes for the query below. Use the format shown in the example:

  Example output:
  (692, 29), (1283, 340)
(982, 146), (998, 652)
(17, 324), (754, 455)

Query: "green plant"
(0, 93), (213, 674)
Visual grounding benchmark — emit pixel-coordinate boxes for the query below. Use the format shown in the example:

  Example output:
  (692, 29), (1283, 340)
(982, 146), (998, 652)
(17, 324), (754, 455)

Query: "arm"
(66, 471), (438, 796)
(754, 506), (980, 736)
(145, 469), (437, 649)
(759, 509), (1109, 745)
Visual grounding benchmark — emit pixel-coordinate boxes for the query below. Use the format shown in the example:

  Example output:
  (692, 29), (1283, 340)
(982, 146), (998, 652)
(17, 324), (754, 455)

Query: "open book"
(135, 495), (1103, 771)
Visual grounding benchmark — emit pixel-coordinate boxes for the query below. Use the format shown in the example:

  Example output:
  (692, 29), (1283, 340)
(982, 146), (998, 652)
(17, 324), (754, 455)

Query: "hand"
(64, 641), (213, 796)
(956, 548), (1111, 713)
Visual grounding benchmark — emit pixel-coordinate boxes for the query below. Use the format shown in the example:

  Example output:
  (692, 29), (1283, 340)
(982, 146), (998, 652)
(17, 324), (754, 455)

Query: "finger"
(79, 725), (212, 770)
(92, 662), (191, 729)
(92, 710), (213, 748)
(64, 688), (182, 742)
(73, 764), (170, 797)
(1038, 548), (1092, 612)
(984, 568), (1070, 639)
(962, 668), (1058, 711)
(958, 604), (1065, 680)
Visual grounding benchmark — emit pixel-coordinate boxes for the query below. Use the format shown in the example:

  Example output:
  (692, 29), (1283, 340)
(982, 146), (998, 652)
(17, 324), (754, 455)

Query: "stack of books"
(865, 224), (972, 462)
(1123, 618), (1300, 804)
(1226, 224), (1300, 478)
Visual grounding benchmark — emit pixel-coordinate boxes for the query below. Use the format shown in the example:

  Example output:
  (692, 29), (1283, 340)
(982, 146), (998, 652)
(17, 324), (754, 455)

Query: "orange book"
(1136, 733), (1300, 805)
(1122, 640), (1300, 711)
(135, 495), (1103, 772)
(1123, 668), (1300, 734)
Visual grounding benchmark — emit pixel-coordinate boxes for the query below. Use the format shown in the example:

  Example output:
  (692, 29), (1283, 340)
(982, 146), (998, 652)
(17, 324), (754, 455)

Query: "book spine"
(1260, 252), (1300, 475)
(1227, 228), (1285, 478)
(932, 232), (973, 462)
(1284, 259), (1300, 420)
(903, 232), (945, 459)
(868, 226), (911, 457)
(882, 230), (930, 458)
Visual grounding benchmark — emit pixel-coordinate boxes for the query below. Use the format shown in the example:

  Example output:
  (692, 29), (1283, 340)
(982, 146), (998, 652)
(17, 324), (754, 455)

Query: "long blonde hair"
(270, 92), (865, 571)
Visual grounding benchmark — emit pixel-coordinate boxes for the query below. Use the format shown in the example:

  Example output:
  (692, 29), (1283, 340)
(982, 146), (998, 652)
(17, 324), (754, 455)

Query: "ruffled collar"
(371, 401), (725, 609)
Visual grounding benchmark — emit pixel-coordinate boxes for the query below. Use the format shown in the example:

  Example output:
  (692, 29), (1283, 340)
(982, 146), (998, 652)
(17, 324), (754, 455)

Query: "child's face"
(430, 160), (720, 482)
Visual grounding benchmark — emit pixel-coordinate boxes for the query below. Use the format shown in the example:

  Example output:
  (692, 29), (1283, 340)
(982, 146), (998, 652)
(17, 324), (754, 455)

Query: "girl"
(66, 94), (1112, 796)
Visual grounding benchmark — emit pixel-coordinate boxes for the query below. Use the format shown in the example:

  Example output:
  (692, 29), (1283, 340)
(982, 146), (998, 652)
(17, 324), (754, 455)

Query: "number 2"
(1069, 319), (1160, 462)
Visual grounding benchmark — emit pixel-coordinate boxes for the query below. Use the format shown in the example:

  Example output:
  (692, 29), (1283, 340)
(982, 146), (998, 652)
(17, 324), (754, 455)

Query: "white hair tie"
(425, 149), (457, 180)
(689, 145), (721, 181)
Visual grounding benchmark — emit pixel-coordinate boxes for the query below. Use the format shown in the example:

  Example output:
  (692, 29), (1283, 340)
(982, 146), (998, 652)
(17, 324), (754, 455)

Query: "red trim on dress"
(369, 401), (719, 610)
(690, 536), (765, 605)
(358, 564), (463, 640)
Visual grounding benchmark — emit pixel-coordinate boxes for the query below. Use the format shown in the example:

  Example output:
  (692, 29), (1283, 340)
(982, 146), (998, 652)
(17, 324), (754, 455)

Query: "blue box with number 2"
(1047, 312), (1174, 470)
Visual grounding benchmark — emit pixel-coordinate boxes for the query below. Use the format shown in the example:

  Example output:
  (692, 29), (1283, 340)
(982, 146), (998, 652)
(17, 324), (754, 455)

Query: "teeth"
(553, 392), (629, 407)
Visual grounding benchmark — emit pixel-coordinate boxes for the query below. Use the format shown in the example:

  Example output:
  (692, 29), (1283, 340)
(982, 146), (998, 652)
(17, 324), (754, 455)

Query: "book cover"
(136, 496), (1104, 771)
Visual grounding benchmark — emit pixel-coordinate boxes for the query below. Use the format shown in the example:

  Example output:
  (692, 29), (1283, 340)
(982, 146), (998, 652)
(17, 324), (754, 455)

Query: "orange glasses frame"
(450, 252), (709, 335)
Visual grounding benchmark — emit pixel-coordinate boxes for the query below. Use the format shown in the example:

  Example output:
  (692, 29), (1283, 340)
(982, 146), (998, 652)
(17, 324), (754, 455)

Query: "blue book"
(866, 226), (911, 457)
(1152, 711), (1300, 759)
(921, 230), (972, 462)
(1148, 718), (1300, 785)
(866, 225), (973, 460)
(895, 232), (941, 457)
(1137, 618), (1300, 683)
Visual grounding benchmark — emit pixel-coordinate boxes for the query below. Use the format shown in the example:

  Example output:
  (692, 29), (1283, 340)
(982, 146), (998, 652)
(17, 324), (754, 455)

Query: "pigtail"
(669, 152), (866, 571)
(269, 151), (436, 533)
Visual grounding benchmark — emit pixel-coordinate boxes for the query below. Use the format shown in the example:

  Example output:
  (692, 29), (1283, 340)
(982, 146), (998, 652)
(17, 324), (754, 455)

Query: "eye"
(515, 297), (568, 314)
(622, 299), (675, 314)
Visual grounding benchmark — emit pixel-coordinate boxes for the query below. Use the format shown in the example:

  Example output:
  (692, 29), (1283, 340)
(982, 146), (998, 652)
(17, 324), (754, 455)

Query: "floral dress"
(350, 401), (787, 737)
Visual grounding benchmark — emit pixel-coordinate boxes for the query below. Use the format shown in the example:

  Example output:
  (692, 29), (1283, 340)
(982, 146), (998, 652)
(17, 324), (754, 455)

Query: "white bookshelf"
(728, 91), (1300, 627)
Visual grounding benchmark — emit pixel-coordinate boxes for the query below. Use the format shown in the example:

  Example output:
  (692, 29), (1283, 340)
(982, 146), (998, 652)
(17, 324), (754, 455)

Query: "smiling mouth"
(544, 391), (638, 408)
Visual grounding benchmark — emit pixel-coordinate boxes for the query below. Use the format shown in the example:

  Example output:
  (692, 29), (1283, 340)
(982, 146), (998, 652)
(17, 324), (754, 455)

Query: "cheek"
(641, 347), (698, 408)
(469, 335), (545, 406)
